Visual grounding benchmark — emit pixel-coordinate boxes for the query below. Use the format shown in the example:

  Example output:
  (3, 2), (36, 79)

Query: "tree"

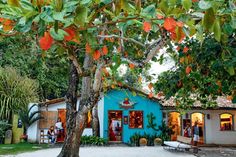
(0, 67), (38, 122)
(0, 0), (235, 157)
(0, 34), (69, 100)
(155, 36), (236, 110)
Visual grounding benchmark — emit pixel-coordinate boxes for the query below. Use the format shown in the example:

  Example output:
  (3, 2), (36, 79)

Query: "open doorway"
(191, 113), (205, 144)
(57, 109), (66, 142)
(108, 111), (122, 142)
(168, 112), (181, 141)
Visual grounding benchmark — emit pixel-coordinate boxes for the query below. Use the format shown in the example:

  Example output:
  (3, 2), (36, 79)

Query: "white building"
(27, 97), (102, 143)
(162, 96), (236, 145)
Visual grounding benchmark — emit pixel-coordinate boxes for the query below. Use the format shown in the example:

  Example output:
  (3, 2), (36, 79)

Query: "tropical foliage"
(129, 132), (159, 146)
(147, 113), (174, 143)
(0, 120), (11, 143)
(80, 135), (107, 146)
(0, 35), (69, 100)
(18, 104), (43, 134)
(155, 37), (236, 109)
(0, 0), (235, 156)
(0, 67), (38, 122)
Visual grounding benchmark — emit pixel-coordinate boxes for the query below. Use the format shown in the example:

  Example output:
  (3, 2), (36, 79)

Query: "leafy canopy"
(0, 0), (235, 106)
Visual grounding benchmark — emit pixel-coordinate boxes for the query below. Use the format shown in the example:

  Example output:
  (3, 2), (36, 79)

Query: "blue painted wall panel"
(103, 89), (162, 143)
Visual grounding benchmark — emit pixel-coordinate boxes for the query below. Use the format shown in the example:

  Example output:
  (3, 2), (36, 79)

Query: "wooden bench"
(39, 130), (50, 144)
(163, 136), (192, 151)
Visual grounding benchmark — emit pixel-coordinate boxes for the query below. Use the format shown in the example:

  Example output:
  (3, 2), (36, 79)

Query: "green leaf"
(203, 8), (215, 31)
(80, 0), (92, 5)
(226, 66), (235, 76)
(40, 10), (54, 23)
(14, 17), (33, 33)
(101, 0), (112, 5)
(120, 0), (130, 11)
(213, 18), (221, 42)
(64, 1), (79, 8)
(74, 6), (88, 27)
(223, 23), (233, 35)
(182, 0), (192, 10)
(49, 28), (67, 41)
(53, 11), (65, 21)
(51, 0), (63, 12)
(141, 4), (156, 17)
(230, 16), (236, 29)
(198, 0), (212, 10)
(159, 0), (168, 14)
(20, 0), (35, 11)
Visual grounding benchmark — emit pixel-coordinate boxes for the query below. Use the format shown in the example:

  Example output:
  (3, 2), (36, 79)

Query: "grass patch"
(0, 142), (49, 155)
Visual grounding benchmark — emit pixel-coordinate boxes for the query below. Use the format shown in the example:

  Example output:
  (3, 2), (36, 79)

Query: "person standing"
(55, 117), (64, 142)
(192, 121), (199, 153)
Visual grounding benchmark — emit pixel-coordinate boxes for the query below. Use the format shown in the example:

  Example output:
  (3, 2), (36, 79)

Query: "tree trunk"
(92, 103), (100, 137)
(58, 53), (103, 157)
(58, 61), (79, 157)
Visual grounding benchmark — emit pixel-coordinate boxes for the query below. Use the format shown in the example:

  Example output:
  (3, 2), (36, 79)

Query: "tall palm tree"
(0, 67), (38, 122)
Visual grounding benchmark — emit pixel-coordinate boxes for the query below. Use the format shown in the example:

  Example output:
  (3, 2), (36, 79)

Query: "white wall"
(27, 98), (103, 142)
(163, 109), (236, 145)
(206, 110), (236, 144)
(27, 103), (39, 142)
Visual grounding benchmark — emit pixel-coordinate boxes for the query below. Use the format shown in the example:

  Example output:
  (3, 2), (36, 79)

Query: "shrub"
(0, 120), (11, 144)
(80, 136), (108, 146)
(129, 132), (159, 146)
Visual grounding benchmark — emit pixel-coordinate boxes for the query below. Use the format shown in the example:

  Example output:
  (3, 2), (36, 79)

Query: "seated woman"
(47, 126), (56, 144)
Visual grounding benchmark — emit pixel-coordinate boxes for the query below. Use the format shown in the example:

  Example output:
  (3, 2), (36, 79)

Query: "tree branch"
(68, 51), (83, 75)
(97, 34), (145, 47)
(121, 37), (166, 67)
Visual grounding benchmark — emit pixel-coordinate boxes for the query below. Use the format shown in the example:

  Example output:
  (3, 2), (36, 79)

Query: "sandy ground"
(3, 146), (195, 157)
(198, 147), (236, 157)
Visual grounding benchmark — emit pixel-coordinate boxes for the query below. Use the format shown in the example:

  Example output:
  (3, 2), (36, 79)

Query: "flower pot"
(20, 134), (28, 142)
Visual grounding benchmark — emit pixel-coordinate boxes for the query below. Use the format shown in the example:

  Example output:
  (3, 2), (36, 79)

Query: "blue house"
(98, 88), (163, 143)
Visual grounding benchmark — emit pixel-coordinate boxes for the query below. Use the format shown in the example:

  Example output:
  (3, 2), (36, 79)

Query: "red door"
(108, 111), (122, 142)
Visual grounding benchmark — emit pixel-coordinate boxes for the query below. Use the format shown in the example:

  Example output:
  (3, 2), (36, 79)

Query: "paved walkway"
(4, 146), (195, 157)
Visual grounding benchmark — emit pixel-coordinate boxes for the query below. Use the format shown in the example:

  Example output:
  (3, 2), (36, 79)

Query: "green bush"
(80, 136), (108, 146)
(0, 120), (11, 144)
(129, 132), (159, 146)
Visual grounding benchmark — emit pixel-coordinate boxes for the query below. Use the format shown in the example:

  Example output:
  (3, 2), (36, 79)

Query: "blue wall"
(103, 89), (162, 143)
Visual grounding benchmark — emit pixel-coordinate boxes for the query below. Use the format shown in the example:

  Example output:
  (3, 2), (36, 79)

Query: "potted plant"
(18, 104), (43, 142)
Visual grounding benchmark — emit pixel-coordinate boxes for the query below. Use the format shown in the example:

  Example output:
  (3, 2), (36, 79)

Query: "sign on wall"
(119, 98), (136, 109)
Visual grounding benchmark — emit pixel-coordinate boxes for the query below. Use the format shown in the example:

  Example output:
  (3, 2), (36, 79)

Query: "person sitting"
(47, 126), (56, 144)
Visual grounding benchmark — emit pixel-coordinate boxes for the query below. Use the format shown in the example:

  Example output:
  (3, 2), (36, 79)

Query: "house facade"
(27, 88), (162, 143)
(162, 97), (236, 145)
(27, 89), (236, 145)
